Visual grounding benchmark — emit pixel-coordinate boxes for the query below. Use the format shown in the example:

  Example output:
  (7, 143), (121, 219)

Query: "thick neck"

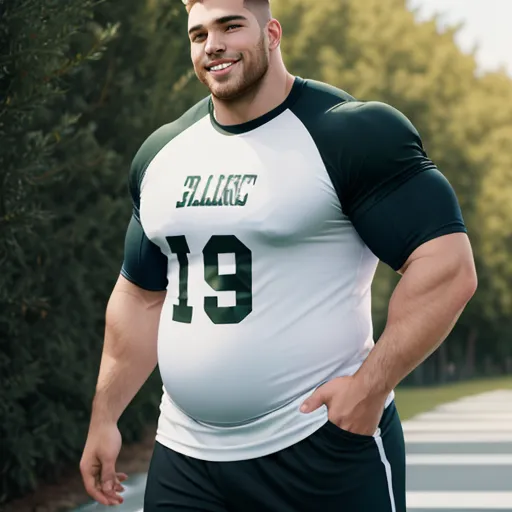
(211, 60), (295, 126)
(208, 75), (304, 135)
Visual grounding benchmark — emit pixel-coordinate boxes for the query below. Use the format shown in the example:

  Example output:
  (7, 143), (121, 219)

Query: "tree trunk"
(465, 327), (478, 378)
(438, 341), (448, 384)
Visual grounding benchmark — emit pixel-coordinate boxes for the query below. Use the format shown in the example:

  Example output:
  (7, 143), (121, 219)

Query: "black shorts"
(144, 401), (405, 512)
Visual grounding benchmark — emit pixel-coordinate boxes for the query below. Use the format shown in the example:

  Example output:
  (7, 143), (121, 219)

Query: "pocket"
(323, 419), (375, 442)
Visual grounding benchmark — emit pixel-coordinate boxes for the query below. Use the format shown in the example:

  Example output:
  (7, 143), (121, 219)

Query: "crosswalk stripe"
(407, 491), (512, 509)
(404, 432), (512, 443)
(403, 421), (512, 432)
(406, 454), (512, 465)
(436, 403), (512, 412)
(413, 412), (512, 421)
(456, 391), (512, 402)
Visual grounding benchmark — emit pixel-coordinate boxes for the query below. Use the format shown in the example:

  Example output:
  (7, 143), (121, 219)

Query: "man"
(79, 0), (477, 510)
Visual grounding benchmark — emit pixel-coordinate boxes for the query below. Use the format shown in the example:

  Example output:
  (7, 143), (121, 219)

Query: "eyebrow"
(188, 15), (248, 35)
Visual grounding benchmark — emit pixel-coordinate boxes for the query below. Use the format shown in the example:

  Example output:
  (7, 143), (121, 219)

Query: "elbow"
(455, 259), (478, 306)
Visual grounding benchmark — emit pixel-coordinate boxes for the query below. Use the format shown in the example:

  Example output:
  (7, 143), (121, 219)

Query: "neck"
(212, 61), (295, 126)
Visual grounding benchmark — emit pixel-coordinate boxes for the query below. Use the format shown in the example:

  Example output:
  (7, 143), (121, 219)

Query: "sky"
(408, 0), (512, 76)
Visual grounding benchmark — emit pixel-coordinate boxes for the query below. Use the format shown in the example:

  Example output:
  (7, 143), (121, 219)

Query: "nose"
(205, 33), (226, 55)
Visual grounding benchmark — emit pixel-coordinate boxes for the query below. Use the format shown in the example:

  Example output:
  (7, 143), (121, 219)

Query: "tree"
(0, 0), (116, 500)
(273, 0), (512, 382)
(1, 0), (200, 502)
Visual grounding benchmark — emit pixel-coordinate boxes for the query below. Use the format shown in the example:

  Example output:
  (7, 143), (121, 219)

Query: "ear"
(266, 19), (282, 51)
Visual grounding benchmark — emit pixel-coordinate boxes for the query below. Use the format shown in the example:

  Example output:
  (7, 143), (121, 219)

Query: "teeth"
(210, 62), (234, 71)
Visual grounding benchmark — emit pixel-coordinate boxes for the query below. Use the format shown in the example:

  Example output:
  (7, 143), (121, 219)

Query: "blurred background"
(1, 0), (511, 509)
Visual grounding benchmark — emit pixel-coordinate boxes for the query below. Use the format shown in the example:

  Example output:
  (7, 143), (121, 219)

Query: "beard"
(197, 34), (269, 101)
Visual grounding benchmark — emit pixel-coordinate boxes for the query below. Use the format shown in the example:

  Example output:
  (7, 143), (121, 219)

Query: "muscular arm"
(355, 232), (477, 397)
(90, 275), (165, 427)
(81, 231), (167, 506)
(332, 102), (477, 392)
(300, 101), (477, 430)
(89, 131), (170, 425)
(81, 130), (171, 506)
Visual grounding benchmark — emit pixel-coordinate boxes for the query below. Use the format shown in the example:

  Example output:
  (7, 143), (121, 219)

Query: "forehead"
(187, 0), (251, 27)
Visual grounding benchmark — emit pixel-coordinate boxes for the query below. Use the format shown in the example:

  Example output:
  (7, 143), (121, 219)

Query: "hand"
(300, 375), (387, 436)
(80, 422), (128, 506)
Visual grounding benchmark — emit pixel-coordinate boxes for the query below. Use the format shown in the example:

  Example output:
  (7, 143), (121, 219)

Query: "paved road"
(405, 389), (512, 511)
(76, 389), (512, 511)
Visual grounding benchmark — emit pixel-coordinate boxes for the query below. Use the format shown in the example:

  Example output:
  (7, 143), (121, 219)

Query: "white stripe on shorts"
(373, 428), (396, 512)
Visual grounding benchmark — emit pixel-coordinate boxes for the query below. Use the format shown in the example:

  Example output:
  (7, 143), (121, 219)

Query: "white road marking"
(404, 431), (512, 443)
(413, 412), (512, 422)
(455, 390), (512, 402)
(407, 491), (512, 509)
(403, 421), (512, 432)
(405, 390), (512, 509)
(407, 454), (512, 465)
(436, 402), (512, 412)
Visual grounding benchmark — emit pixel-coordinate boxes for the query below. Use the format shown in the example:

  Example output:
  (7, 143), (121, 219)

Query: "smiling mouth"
(206, 60), (239, 72)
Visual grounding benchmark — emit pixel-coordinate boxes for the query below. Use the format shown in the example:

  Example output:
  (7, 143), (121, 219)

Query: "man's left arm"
(355, 231), (477, 399)
(346, 104), (478, 394)
(301, 102), (477, 433)
(302, 232), (476, 435)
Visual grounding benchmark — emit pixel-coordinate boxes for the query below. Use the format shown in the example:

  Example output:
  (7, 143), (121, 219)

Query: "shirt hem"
(154, 390), (395, 462)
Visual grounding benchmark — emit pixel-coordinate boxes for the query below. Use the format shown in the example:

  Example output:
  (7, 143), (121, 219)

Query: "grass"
(394, 375), (512, 421)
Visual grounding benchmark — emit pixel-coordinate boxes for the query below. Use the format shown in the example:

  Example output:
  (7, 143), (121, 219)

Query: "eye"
(226, 24), (242, 31)
(192, 32), (207, 42)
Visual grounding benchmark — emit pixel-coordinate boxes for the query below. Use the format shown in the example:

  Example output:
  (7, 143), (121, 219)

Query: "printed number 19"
(166, 235), (252, 325)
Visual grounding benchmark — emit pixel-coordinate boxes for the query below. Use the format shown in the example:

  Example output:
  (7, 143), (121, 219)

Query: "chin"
(208, 80), (246, 101)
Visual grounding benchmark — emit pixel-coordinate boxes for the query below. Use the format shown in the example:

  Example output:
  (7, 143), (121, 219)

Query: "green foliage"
(1, 0), (114, 501)
(274, 0), (512, 382)
(0, 0), (199, 503)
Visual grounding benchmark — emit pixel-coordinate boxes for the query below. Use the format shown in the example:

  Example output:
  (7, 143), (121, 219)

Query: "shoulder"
(291, 78), (357, 124)
(131, 96), (210, 175)
(294, 78), (414, 126)
(300, 78), (358, 106)
(324, 100), (426, 169)
(129, 97), (210, 197)
(292, 80), (421, 149)
(331, 100), (420, 139)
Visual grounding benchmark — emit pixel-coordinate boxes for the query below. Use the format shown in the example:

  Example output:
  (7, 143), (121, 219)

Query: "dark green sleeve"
(120, 214), (168, 291)
(339, 102), (467, 271)
(119, 98), (210, 289)
(119, 127), (172, 291)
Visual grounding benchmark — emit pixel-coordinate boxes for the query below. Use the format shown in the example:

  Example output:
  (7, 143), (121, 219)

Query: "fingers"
(112, 473), (128, 493)
(80, 461), (127, 506)
(300, 386), (328, 414)
(117, 472), (129, 482)
(101, 464), (125, 505)
(81, 466), (112, 507)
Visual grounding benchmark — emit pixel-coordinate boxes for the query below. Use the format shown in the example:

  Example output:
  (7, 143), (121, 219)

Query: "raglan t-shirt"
(121, 76), (467, 461)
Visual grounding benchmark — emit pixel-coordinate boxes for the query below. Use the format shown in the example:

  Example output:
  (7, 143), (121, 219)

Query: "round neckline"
(209, 76), (305, 135)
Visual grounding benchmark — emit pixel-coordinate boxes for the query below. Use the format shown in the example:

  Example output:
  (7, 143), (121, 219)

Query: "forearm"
(356, 253), (476, 396)
(90, 276), (165, 426)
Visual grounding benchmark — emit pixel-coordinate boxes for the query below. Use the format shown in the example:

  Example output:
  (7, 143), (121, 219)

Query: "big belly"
(156, 302), (368, 426)
(159, 335), (293, 426)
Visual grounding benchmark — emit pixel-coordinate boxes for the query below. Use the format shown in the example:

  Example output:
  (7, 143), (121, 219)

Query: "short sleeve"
(120, 214), (168, 291)
(339, 102), (467, 271)
(119, 98), (211, 289)
(120, 146), (168, 291)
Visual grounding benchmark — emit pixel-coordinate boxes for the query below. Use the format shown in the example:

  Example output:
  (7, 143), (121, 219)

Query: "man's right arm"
(81, 211), (168, 506)
(92, 204), (169, 424)
(89, 274), (165, 428)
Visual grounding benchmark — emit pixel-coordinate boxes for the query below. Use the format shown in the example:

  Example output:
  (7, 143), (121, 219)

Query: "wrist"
(353, 368), (392, 401)
(91, 394), (120, 427)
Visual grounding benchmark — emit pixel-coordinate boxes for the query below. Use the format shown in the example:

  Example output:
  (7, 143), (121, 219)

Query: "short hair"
(183, 0), (271, 26)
